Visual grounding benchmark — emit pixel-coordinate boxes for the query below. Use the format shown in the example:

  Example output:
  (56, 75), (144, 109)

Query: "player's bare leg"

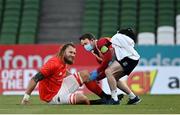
(74, 93), (90, 105)
(108, 61), (141, 105)
(105, 61), (120, 104)
(110, 65), (134, 96)
(78, 70), (90, 83)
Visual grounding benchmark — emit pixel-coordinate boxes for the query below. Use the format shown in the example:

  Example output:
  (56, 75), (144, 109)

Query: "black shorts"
(116, 57), (139, 75)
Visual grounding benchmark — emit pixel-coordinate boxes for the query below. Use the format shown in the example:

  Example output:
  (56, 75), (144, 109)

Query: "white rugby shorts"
(49, 72), (83, 104)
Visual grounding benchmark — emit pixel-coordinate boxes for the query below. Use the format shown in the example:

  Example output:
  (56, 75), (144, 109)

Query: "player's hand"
(89, 70), (98, 81)
(21, 93), (30, 105)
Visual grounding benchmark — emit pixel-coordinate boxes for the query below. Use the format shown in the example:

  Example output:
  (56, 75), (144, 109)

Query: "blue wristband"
(89, 70), (98, 81)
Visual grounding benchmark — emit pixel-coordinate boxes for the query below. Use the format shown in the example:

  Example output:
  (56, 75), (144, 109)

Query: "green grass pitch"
(0, 95), (179, 114)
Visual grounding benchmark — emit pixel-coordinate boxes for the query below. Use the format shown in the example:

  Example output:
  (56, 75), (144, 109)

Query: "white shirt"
(110, 33), (140, 61)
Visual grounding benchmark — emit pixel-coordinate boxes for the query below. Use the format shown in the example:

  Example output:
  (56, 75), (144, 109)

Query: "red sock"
(85, 81), (103, 98)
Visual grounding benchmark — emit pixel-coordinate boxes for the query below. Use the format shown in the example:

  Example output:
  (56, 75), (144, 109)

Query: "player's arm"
(97, 50), (112, 73)
(21, 72), (44, 105)
(91, 51), (103, 63)
(89, 49), (113, 80)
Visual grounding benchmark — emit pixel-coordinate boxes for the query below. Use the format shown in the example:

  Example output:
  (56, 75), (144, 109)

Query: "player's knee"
(105, 68), (112, 77)
(75, 93), (90, 105)
(79, 70), (90, 82)
(105, 67), (123, 81)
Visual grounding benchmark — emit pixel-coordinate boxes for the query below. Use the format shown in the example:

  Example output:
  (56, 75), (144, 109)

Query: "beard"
(64, 56), (74, 65)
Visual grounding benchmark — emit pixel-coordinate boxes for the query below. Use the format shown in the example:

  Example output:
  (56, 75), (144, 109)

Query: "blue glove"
(89, 70), (98, 81)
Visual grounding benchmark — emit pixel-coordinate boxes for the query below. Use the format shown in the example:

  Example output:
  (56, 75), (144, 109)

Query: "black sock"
(89, 100), (103, 105)
(100, 91), (111, 99)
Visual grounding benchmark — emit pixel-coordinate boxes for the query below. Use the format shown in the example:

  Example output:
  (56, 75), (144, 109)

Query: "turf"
(0, 95), (179, 114)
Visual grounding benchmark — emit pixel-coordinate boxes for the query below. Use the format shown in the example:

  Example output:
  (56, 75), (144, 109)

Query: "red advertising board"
(1, 45), (179, 95)
(0, 44), (99, 95)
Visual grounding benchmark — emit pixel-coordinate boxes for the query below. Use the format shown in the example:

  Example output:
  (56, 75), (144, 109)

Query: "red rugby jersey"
(95, 38), (113, 80)
(38, 56), (67, 102)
